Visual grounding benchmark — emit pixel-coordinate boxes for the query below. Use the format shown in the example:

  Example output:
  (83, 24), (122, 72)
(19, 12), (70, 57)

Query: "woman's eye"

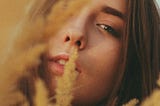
(96, 24), (118, 37)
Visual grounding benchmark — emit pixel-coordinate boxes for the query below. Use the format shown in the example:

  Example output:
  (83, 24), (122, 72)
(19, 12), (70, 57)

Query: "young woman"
(21, 0), (160, 106)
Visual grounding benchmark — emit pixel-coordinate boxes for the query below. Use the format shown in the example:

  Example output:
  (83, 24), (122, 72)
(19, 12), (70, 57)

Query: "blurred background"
(0, 0), (31, 49)
(0, 0), (159, 49)
(157, 0), (160, 6)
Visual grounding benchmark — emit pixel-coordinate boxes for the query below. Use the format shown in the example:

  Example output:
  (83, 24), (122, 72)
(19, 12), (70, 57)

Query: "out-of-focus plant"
(0, 0), (90, 106)
(123, 99), (139, 106)
(53, 48), (78, 106)
(124, 78), (160, 106)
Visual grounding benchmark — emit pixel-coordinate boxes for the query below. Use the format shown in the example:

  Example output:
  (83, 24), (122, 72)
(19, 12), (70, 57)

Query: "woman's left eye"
(96, 24), (118, 37)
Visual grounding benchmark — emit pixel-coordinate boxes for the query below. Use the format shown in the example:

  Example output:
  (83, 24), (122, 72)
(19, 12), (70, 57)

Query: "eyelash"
(96, 24), (118, 37)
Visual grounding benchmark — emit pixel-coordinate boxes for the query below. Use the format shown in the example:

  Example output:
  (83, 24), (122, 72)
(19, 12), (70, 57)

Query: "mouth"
(48, 53), (81, 76)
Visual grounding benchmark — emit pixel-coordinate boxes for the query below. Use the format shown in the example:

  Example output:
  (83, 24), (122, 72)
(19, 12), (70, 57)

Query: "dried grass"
(0, 0), (90, 106)
(124, 78), (160, 106)
(0, 14), (46, 105)
(45, 0), (90, 39)
(123, 99), (139, 106)
(34, 79), (48, 106)
(53, 48), (78, 106)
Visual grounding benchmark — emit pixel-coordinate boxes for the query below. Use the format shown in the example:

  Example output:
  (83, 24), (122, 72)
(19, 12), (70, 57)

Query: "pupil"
(76, 41), (81, 46)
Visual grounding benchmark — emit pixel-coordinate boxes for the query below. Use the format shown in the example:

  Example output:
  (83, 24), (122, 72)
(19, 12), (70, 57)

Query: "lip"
(48, 53), (81, 76)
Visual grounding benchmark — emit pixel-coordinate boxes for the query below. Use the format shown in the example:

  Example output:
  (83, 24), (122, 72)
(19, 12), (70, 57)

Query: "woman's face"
(45, 0), (126, 105)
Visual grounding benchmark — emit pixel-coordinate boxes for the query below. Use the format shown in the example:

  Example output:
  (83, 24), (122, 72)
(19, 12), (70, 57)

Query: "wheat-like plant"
(0, 16), (46, 106)
(53, 48), (78, 106)
(0, 0), (90, 106)
(124, 78), (160, 106)
(34, 79), (48, 106)
(45, 0), (90, 39)
(123, 99), (139, 106)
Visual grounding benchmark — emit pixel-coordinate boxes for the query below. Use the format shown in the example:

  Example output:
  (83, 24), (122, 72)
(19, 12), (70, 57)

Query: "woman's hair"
(116, 0), (160, 105)
(25, 0), (160, 105)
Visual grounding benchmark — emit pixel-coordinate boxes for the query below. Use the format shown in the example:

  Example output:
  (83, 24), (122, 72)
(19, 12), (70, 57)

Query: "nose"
(64, 29), (87, 50)
(61, 6), (91, 50)
(62, 9), (89, 50)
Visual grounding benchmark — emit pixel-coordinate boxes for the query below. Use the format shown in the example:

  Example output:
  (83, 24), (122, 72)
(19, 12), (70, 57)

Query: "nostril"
(76, 40), (81, 47)
(65, 36), (70, 42)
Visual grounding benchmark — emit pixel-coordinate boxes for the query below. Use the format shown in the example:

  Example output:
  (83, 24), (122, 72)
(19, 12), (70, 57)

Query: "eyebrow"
(102, 6), (126, 20)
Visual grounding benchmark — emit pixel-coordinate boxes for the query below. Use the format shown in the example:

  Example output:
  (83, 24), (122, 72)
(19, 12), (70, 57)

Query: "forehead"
(88, 0), (127, 14)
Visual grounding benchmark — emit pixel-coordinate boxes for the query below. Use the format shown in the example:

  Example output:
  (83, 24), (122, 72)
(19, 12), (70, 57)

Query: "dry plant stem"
(34, 79), (48, 106)
(123, 78), (160, 106)
(0, 12), (46, 106)
(140, 78), (160, 106)
(45, 0), (90, 39)
(0, 0), (90, 106)
(0, 90), (28, 106)
(141, 89), (160, 106)
(54, 48), (78, 106)
(122, 99), (139, 106)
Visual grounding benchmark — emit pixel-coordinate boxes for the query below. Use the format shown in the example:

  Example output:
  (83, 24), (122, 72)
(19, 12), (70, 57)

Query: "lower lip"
(48, 61), (64, 76)
(48, 61), (81, 76)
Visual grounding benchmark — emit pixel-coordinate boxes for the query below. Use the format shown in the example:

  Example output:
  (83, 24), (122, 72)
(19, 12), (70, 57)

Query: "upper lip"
(48, 53), (69, 62)
(48, 53), (81, 73)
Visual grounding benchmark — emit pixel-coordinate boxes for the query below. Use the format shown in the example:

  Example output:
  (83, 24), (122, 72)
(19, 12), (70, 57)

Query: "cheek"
(85, 38), (121, 76)
(90, 40), (121, 86)
(73, 41), (121, 104)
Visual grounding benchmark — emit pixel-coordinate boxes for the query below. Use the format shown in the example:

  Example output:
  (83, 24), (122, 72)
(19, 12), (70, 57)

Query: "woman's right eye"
(96, 24), (119, 37)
